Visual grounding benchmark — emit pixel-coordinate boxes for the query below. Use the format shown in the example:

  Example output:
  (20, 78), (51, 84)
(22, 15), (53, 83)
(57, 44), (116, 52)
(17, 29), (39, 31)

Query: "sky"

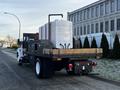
(0, 0), (98, 39)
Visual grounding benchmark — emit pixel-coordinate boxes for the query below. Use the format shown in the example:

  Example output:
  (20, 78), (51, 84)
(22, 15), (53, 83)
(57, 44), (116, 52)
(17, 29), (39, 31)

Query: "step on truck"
(17, 19), (102, 79)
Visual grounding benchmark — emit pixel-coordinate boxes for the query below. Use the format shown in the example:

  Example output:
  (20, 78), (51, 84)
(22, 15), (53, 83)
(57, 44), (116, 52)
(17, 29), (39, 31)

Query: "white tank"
(39, 20), (73, 49)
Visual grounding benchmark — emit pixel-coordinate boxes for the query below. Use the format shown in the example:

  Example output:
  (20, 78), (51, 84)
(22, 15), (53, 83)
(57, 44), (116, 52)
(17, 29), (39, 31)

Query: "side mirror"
(17, 39), (20, 45)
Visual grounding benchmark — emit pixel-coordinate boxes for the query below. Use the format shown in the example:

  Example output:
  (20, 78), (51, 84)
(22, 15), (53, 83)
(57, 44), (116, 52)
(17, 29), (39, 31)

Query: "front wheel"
(18, 59), (23, 66)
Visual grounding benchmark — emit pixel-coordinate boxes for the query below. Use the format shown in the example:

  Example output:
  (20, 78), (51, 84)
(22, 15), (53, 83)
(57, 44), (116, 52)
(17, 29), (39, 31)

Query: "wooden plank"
(43, 48), (103, 57)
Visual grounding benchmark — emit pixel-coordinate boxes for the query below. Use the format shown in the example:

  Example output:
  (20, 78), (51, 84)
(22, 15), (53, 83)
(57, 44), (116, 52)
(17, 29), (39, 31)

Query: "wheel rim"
(36, 62), (40, 75)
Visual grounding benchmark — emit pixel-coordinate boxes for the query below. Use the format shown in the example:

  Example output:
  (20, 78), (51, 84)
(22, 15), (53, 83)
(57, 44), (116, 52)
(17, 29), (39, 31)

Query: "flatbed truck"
(17, 33), (102, 78)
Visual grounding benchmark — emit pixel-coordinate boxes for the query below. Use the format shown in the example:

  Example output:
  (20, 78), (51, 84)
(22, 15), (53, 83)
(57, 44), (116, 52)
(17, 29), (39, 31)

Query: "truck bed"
(43, 48), (102, 58)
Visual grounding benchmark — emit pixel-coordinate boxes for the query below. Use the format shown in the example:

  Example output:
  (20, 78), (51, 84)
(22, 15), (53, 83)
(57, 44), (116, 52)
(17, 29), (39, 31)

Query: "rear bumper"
(74, 61), (93, 74)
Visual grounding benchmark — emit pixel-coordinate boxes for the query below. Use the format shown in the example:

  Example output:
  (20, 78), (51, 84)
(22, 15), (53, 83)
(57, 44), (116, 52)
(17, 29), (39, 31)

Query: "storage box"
(39, 20), (73, 49)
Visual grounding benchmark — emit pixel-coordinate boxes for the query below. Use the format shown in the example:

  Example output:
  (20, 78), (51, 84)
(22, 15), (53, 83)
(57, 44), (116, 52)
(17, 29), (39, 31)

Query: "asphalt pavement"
(0, 49), (120, 90)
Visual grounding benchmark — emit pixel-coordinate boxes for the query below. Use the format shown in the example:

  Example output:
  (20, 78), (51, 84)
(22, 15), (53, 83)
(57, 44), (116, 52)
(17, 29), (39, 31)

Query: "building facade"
(68, 0), (120, 48)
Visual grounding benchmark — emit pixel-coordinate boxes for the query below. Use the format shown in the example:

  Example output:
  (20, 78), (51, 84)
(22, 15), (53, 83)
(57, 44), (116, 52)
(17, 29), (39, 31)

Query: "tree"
(0, 40), (5, 47)
(91, 37), (97, 48)
(76, 39), (79, 48)
(78, 38), (82, 48)
(73, 38), (76, 48)
(83, 36), (90, 48)
(74, 38), (82, 48)
(113, 34), (120, 59)
(100, 34), (109, 58)
(6, 35), (16, 47)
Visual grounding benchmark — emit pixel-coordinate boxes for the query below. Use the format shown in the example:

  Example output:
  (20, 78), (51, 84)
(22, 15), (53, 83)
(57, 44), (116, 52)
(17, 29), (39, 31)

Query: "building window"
(111, 0), (115, 12)
(74, 14), (76, 23)
(105, 1), (109, 14)
(84, 10), (87, 20)
(100, 22), (104, 32)
(100, 3), (104, 16)
(117, 0), (120, 11)
(68, 15), (70, 21)
(80, 26), (82, 35)
(69, 15), (72, 21)
(111, 20), (114, 31)
(87, 8), (90, 19)
(84, 25), (86, 34)
(87, 25), (90, 34)
(70, 15), (72, 22)
(77, 12), (79, 22)
(45, 25), (47, 39)
(117, 18), (120, 30)
(91, 7), (94, 18)
(105, 21), (109, 32)
(82, 11), (84, 21)
(73, 15), (75, 23)
(95, 5), (99, 17)
(79, 27), (81, 35)
(80, 11), (82, 21)
(95, 23), (99, 33)
(74, 28), (76, 36)
(71, 15), (73, 22)
(77, 27), (79, 36)
(91, 24), (94, 33)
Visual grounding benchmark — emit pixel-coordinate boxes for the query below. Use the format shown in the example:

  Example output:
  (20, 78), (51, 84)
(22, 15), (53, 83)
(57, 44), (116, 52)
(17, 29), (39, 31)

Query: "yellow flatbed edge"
(43, 48), (102, 56)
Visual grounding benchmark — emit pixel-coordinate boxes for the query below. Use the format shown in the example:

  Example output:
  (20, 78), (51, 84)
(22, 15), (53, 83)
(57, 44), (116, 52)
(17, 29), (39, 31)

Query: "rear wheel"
(35, 58), (42, 78)
(42, 59), (53, 78)
(35, 58), (53, 78)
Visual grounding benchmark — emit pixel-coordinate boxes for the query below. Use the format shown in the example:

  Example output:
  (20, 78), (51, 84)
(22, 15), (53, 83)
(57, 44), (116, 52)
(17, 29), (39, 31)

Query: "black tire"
(42, 59), (53, 78)
(35, 58), (43, 78)
(35, 58), (53, 78)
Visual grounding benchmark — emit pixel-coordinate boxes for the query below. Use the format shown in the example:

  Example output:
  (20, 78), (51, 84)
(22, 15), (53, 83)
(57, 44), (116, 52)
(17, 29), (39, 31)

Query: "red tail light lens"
(68, 64), (73, 68)
(68, 64), (73, 71)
